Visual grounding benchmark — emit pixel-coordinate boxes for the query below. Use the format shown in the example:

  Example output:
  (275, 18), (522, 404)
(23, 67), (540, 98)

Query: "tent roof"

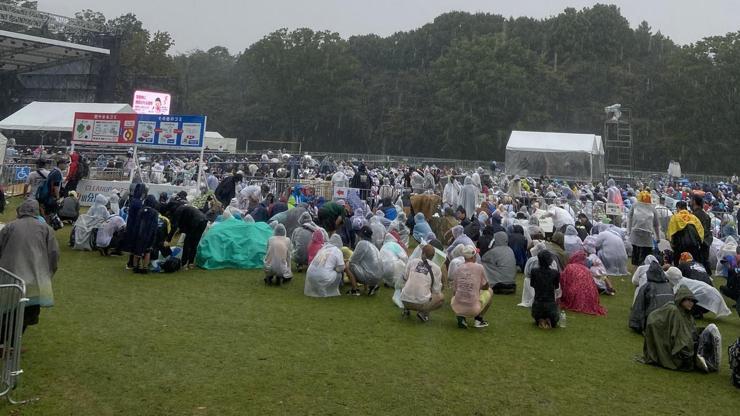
(0, 30), (109, 73)
(205, 131), (224, 139)
(0, 101), (135, 131)
(507, 131), (604, 154)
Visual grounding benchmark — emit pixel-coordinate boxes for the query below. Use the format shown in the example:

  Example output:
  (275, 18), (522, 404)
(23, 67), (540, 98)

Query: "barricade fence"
(0, 267), (33, 404)
(0, 164), (32, 197)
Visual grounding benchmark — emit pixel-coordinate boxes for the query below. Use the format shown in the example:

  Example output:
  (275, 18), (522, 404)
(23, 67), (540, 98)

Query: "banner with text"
(135, 114), (206, 149)
(72, 113), (138, 146)
(76, 179), (194, 206)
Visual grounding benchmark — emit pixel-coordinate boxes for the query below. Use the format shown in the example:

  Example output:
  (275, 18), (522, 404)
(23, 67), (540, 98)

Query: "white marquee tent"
(204, 131), (238, 153)
(505, 130), (605, 181)
(0, 101), (134, 131)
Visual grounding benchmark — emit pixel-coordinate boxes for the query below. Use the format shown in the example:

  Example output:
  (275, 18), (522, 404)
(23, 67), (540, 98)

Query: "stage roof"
(0, 29), (109, 73)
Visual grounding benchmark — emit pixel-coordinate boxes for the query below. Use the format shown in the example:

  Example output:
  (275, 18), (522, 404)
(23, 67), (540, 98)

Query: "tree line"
(3, 3), (740, 174)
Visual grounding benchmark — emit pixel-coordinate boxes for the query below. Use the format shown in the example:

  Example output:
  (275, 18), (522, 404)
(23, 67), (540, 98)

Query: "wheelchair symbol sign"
(15, 167), (31, 181)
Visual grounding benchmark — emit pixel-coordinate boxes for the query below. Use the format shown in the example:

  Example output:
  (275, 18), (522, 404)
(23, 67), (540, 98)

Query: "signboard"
(135, 114), (206, 149)
(14, 166), (30, 181)
(333, 187), (360, 201)
(76, 179), (193, 206)
(605, 203), (621, 216)
(133, 90), (171, 115)
(72, 113), (137, 145)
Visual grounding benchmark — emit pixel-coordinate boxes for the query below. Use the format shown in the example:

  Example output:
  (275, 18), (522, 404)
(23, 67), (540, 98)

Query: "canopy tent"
(0, 101), (134, 131)
(204, 131), (238, 153)
(505, 131), (605, 181)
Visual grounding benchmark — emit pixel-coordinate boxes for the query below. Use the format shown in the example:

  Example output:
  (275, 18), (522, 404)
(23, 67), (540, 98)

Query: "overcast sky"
(42, 0), (740, 54)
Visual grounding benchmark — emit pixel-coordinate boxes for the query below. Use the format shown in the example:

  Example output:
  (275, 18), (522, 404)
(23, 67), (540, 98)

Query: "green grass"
(0, 198), (739, 415)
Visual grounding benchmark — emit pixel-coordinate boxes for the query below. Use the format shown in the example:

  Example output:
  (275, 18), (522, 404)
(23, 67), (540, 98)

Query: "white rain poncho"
(305, 244), (345, 297)
(459, 177), (478, 220)
(109, 191), (121, 215)
(666, 267), (732, 317)
(239, 185), (262, 211)
(446, 225), (475, 259)
(519, 242), (560, 307)
(88, 194), (110, 221)
(564, 225), (583, 257)
(631, 255), (659, 303)
(447, 244), (467, 284)
(596, 225), (629, 276)
(423, 171), (435, 192)
(369, 216), (387, 249)
(546, 205), (575, 231)
(381, 236), (409, 308)
(471, 172), (482, 191)
(714, 236), (737, 276)
(291, 212), (321, 266)
(442, 177), (461, 209)
(95, 215), (126, 248)
(72, 214), (106, 251)
(349, 239), (383, 286)
(628, 202), (660, 248)
(410, 171), (424, 194)
(389, 212), (410, 247)
(331, 171), (349, 189)
(264, 224), (293, 278)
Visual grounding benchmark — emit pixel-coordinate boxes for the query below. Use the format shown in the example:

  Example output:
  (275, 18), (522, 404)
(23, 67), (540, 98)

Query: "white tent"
(0, 101), (135, 131)
(505, 131), (605, 181)
(204, 131), (238, 153)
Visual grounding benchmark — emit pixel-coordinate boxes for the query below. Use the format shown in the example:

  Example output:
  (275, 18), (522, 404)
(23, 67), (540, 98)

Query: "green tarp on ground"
(196, 218), (273, 270)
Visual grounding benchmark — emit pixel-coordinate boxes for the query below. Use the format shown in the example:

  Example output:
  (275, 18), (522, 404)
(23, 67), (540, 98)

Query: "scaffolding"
(0, 4), (103, 36)
(603, 105), (633, 171)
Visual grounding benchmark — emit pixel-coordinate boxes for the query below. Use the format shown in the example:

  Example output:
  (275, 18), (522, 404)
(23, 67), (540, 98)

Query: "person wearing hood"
(631, 255), (660, 302)
(65, 151), (81, 193)
(629, 262), (675, 334)
(369, 214), (388, 249)
(400, 244), (444, 323)
(643, 286), (721, 372)
(88, 193), (110, 221)
(665, 267), (732, 319)
(477, 226), (495, 257)
(667, 201), (704, 266)
(304, 232), (345, 298)
(545, 231), (568, 271)
(509, 224), (528, 272)
(0, 199), (59, 344)
(459, 177), (478, 221)
(412, 212), (432, 243)
(595, 225), (629, 276)
(446, 225), (475, 260)
(606, 179), (624, 227)
(544, 204), (575, 232)
(346, 226), (382, 296)
(123, 183), (146, 269)
(132, 195), (160, 274)
(350, 164), (371, 200)
(442, 176), (461, 209)
(438, 207), (459, 245)
(264, 224), (293, 285)
(165, 202), (208, 270)
(563, 225), (583, 257)
(481, 231), (517, 294)
(559, 251), (607, 316)
(530, 250), (561, 329)
(628, 191), (661, 265)
(410, 170), (424, 194)
(291, 212), (322, 271)
(719, 255), (740, 316)
(58, 190), (81, 223)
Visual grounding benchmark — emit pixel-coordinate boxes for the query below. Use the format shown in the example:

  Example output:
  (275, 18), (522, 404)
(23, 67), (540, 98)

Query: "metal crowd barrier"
(0, 164), (33, 197)
(241, 176), (334, 201)
(0, 268), (34, 404)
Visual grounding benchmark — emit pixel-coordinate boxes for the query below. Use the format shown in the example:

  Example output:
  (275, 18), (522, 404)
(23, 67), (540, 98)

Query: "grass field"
(0, 198), (738, 415)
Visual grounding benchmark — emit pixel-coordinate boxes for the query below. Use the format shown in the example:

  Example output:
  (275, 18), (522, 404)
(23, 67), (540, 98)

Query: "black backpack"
(75, 157), (90, 181)
(162, 256), (182, 273)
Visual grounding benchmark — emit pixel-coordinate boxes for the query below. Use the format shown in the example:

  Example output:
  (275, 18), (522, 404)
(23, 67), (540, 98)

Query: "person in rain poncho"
(369, 214), (387, 249)
(122, 183), (146, 268)
(631, 254), (660, 302)
(471, 171), (482, 192)
(400, 244), (444, 322)
(410, 171), (424, 194)
(481, 231), (517, 294)
(264, 224), (293, 285)
(0, 199), (59, 341)
(459, 177), (478, 221)
(559, 251), (607, 316)
(331, 170), (349, 189)
(666, 201), (704, 266)
(628, 191), (661, 265)
(665, 267), (732, 318)
(390, 211), (410, 247)
(545, 231), (568, 271)
(509, 224), (528, 272)
(595, 225), (629, 276)
(643, 286), (722, 372)
(346, 226), (383, 296)
(380, 233), (409, 292)
(606, 179), (624, 227)
(563, 224), (583, 257)
(412, 212), (432, 243)
(291, 212), (324, 271)
(88, 193), (110, 221)
(446, 225), (475, 260)
(442, 176), (461, 209)
(447, 244), (468, 284)
(304, 236), (345, 298)
(423, 169), (436, 193)
(58, 190), (81, 223)
(544, 204), (575, 232)
(132, 195), (160, 274)
(508, 176), (522, 198)
(307, 229), (326, 264)
(96, 215), (126, 256)
(109, 189), (121, 216)
(239, 184), (262, 212)
(629, 262), (675, 334)
(530, 250), (561, 329)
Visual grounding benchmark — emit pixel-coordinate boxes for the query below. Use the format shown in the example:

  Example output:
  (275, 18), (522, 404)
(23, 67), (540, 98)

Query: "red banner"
(72, 112), (138, 145)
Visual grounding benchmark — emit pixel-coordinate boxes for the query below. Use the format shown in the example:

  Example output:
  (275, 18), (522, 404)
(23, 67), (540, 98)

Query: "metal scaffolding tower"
(0, 4), (103, 36)
(603, 104), (633, 171)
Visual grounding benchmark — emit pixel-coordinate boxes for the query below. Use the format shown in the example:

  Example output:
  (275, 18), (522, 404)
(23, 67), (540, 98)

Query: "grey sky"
(42, 0), (740, 54)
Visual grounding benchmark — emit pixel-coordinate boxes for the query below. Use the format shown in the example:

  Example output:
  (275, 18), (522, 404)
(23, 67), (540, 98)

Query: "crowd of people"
(3, 150), (740, 385)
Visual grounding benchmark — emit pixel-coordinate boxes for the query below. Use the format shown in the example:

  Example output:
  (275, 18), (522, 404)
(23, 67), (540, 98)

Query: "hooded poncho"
(643, 286), (698, 371)
(349, 239), (382, 286)
(264, 224), (292, 278)
(596, 225), (629, 276)
(459, 177), (478, 221)
(480, 231), (516, 287)
(564, 225), (583, 257)
(412, 213), (432, 243)
(666, 267), (732, 317)
(629, 262), (675, 333)
(88, 193), (110, 221)
(628, 201), (660, 247)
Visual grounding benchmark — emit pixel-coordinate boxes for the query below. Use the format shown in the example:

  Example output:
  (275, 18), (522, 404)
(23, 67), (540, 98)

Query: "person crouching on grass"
(450, 245), (492, 329)
(400, 244), (444, 323)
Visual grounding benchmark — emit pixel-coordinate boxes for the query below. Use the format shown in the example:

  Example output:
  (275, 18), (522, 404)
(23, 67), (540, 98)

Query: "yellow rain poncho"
(666, 210), (704, 242)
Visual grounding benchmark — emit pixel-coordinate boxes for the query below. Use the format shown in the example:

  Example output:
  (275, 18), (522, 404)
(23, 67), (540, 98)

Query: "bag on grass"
(162, 256), (182, 273)
(730, 337), (740, 388)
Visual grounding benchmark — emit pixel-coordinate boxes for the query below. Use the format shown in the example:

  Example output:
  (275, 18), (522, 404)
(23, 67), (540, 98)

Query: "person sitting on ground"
(389, 211), (410, 247)
(88, 193), (110, 221)
(629, 262), (675, 334)
(563, 224), (583, 257)
(96, 215), (126, 256)
(665, 267), (732, 319)
(400, 244), (444, 323)
(530, 250), (561, 329)
(346, 226), (382, 296)
(481, 231), (517, 294)
(304, 236), (345, 298)
(595, 224), (629, 276)
(643, 286), (722, 373)
(719, 255), (740, 317)
(446, 224), (475, 260)
(544, 231), (568, 270)
(291, 212), (321, 271)
(264, 224), (293, 286)
(509, 224), (529, 272)
(450, 245), (493, 329)
(58, 190), (81, 223)
(676, 252), (712, 286)
(559, 251), (607, 316)
(412, 212), (432, 243)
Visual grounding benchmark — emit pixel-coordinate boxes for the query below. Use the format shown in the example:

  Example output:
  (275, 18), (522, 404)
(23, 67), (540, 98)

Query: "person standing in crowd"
(0, 199), (59, 345)
(666, 201), (704, 266)
(690, 194), (713, 273)
(627, 191), (661, 265)
(39, 159), (66, 222)
(400, 244), (444, 322)
(606, 179), (623, 227)
(214, 172), (243, 206)
(24, 159), (48, 198)
(450, 245), (492, 329)
(64, 151), (81, 193)
(132, 195), (160, 274)
(165, 202), (208, 270)
(123, 183), (146, 270)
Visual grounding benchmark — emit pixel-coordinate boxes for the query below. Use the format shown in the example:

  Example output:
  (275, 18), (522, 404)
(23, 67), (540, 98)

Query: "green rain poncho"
(642, 286), (698, 371)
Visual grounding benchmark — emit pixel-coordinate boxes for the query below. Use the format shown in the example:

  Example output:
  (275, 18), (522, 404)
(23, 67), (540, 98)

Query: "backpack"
(730, 337), (740, 388)
(34, 170), (49, 202)
(162, 256), (182, 273)
(75, 157), (90, 181)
